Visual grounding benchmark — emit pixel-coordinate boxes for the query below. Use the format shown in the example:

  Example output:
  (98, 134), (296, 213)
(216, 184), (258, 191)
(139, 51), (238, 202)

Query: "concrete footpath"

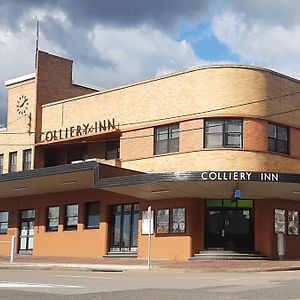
(0, 255), (300, 273)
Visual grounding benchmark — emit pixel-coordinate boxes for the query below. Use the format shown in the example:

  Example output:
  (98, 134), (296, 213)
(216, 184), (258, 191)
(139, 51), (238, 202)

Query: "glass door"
(205, 200), (254, 251)
(110, 204), (139, 252)
(19, 209), (35, 254)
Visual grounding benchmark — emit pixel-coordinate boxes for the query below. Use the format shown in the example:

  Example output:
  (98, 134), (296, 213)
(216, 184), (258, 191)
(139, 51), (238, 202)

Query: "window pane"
(0, 211), (8, 222)
(277, 126), (288, 141)
(170, 125), (179, 138)
(169, 137), (179, 152)
(225, 120), (242, 133)
(21, 209), (35, 219)
(268, 138), (277, 152)
(206, 133), (223, 148)
(0, 223), (8, 234)
(67, 205), (78, 217)
(206, 120), (223, 133)
(225, 133), (241, 147)
(67, 216), (78, 226)
(86, 202), (100, 229)
(155, 139), (168, 154)
(277, 140), (288, 154)
(156, 127), (168, 141)
(268, 124), (276, 138)
(48, 206), (59, 218)
(106, 140), (120, 160)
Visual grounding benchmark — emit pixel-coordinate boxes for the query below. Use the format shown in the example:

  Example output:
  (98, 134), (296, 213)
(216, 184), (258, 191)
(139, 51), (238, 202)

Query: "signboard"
(40, 118), (117, 142)
(142, 210), (154, 235)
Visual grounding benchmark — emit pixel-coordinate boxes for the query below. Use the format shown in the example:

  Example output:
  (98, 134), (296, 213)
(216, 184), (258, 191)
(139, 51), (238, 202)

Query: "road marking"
(0, 281), (83, 289)
(53, 275), (113, 280)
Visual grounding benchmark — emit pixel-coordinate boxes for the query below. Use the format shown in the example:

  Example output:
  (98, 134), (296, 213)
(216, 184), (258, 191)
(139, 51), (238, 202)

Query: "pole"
(10, 236), (16, 263)
(147, 206), (152, 271)
(35, 19), (39, 69)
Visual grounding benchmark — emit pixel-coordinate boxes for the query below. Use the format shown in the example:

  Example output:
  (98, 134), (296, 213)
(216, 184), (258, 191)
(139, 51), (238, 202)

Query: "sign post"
(147, 205), (152, 271)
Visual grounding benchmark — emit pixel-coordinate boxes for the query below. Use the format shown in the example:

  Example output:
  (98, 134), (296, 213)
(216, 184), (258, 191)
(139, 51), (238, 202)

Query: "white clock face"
(17, 95), (29, 115)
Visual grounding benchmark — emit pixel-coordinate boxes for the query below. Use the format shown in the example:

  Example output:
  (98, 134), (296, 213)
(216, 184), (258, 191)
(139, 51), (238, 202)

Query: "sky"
(1, 0), (300, 125)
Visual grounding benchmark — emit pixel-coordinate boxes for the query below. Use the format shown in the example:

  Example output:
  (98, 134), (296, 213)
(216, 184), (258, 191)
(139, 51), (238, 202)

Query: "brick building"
(0, 51), (299, 260)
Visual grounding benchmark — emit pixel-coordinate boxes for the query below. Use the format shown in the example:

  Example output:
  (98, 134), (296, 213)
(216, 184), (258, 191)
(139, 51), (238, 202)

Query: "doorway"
(110, 204), (139, 252)
(19, 209), (35, 254)
(205, 200), (254, 251)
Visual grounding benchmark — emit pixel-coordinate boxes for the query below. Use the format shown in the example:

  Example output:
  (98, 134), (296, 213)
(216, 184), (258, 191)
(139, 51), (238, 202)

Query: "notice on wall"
(172, 208), (186, 234)
(142, 210), (154, 235)
(288, 210), (299, 236)
(156, 209), (170, 234)
(274, 209), (286, 234)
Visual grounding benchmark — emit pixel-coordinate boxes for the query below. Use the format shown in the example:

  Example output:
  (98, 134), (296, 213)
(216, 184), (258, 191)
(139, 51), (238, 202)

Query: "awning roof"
(0, 164), (299, 201)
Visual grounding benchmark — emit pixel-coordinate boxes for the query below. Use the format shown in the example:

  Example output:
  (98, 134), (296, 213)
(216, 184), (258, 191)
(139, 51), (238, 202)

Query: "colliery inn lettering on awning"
(40, 118), (117, 142)
(198, 171), (279, 182)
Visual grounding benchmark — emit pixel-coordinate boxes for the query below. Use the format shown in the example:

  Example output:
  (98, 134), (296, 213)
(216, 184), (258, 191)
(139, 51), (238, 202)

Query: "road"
(0, 268), (300, 299)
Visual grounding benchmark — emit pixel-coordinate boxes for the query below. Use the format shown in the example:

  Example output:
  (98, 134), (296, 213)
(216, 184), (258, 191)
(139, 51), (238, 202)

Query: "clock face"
(17, 95), (29, 115)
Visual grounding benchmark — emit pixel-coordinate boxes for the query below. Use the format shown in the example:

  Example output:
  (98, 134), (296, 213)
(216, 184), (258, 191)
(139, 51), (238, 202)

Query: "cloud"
(212, 11), (300, 78)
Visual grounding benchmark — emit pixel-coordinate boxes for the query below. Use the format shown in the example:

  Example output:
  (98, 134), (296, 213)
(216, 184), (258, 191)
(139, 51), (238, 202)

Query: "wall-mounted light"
(151, 190), (170, 194)
(60, 181), (77, 186)
(13, 186), (28, 191)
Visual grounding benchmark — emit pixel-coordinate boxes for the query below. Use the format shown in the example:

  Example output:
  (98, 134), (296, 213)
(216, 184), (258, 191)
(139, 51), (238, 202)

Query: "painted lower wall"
(1, 190), (300, 260)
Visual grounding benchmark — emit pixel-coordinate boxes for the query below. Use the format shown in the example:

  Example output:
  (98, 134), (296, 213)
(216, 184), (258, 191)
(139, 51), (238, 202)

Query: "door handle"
(221, 229), (225, 237)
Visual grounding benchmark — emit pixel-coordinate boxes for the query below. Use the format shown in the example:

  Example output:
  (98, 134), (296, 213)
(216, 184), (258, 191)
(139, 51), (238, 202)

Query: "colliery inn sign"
(40, 118), (117, 142)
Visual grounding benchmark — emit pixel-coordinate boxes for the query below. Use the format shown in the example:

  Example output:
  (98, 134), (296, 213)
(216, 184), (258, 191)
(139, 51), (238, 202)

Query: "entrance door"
(205, 200), (254, 251)
(19, 209), (35, 254)
(110, 204), (139, 252)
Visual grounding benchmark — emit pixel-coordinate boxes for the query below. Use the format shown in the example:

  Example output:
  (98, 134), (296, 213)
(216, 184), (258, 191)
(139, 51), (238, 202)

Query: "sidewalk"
(0, 255), (300, 273)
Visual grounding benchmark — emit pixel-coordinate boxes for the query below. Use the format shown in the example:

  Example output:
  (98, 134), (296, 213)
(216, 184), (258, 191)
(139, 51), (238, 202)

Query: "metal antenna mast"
(35, 19), (39, 69)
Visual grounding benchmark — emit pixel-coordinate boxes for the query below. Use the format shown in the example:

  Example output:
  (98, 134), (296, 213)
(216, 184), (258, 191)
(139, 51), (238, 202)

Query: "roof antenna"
(35, 19), (39, 70)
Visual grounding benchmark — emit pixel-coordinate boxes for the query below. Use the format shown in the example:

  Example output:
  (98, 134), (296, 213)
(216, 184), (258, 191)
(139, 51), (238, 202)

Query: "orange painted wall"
(255, 199), (300, 259)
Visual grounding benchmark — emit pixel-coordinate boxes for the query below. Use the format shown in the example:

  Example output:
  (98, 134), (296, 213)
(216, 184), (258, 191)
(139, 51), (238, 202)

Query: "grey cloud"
(0, 0), (212, 32)
(41, 15), (114, 68)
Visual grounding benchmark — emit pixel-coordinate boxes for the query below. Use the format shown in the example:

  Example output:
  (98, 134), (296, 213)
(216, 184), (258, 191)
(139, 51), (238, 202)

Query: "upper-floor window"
(8, 152), (17, 173)
(0, 154), (3, 174)
(268, 123), (289, 154)
(23, 149), (32, 171)
(65, 204), (79, 231)
(0, 211), (9, 234)
(154, 124), (179, 155)
(47, 206), (60, 232)
(106, 140), (120, 160)
(205, 119), (243, 148)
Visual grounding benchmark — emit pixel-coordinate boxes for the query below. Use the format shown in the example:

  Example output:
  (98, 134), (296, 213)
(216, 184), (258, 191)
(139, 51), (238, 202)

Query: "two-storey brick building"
(0, 51), (299, 260)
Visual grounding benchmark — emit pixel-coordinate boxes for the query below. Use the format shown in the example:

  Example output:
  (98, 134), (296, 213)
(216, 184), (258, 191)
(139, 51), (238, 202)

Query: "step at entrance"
(103, 252), (138, 259)
(188, 250), (269, 261)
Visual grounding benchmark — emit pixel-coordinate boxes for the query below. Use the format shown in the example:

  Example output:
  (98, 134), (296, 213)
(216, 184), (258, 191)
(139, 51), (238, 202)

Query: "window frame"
(64, 204), (79, 231)
(8, 151), (17, 173)
(0, 154), (3, 174)
(47, 206), (60, 232)
(23, 149), (32, 171)
(0, 211), (9, 235)
(86, 202), (100, 229)
(268, 123), (289, 155)
(154, 123), (179, 155)
(205, 118), (243, 149)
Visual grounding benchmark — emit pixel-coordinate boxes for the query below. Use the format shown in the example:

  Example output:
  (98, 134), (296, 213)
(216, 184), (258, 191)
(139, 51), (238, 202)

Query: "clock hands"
(19, 98), (28, 108)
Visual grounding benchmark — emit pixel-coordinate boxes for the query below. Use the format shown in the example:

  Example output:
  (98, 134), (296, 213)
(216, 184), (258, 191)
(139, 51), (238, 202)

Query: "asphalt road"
(0, 268), (300, 299)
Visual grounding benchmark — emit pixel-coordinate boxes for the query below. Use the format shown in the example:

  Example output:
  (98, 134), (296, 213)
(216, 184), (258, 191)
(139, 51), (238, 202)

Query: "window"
(154, 124), (179, 154)
(106, 140), (120, 160)
(86, 202), (100, 229)
(8, 152), (17, 173)
(23, 149), (32, 171)
(268, 123), (289, 154)
(0, 211), (9, 234)
(65, 204), (79, 231)
(47, 206), (59, 232)
(0, 154), (3, 174)
(205, 119), (243, 148)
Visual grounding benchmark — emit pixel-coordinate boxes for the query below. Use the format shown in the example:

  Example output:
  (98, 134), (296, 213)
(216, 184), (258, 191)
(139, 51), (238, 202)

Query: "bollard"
(10, 236), (16, 263)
